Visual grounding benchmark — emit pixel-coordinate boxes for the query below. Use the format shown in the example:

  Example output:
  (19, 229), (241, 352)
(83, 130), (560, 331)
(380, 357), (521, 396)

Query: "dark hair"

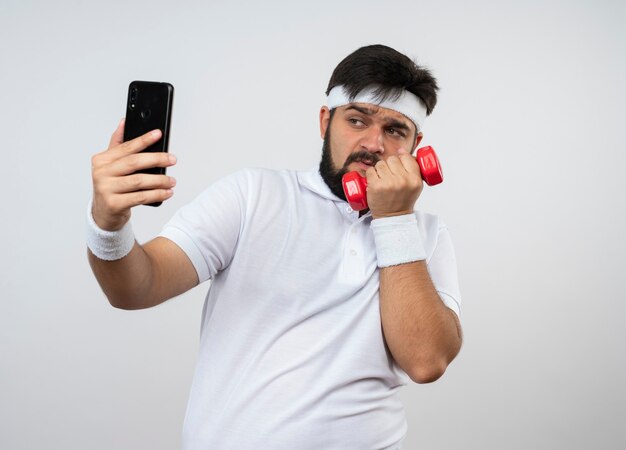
(325, 44), (439, 116)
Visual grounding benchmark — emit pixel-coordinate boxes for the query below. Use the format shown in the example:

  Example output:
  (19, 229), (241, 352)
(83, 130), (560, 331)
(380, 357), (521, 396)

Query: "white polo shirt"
(159, 167), (462, 450)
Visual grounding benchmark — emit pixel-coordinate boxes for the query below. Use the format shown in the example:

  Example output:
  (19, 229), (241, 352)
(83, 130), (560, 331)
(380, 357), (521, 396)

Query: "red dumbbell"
(341, 146), (443, 211)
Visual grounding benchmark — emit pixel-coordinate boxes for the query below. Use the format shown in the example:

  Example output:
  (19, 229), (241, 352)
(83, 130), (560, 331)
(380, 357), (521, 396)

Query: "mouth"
(354, 161), (374, 172)
(344, 151), (380, 173)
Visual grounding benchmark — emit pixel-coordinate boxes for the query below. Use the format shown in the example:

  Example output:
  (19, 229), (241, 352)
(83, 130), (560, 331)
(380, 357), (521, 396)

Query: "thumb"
(108, 118), (125, 149)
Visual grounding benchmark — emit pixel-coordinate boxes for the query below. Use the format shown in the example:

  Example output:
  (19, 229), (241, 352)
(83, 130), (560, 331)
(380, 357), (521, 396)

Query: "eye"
(348, 118), (365, 127)
(387, 127), (406, 138)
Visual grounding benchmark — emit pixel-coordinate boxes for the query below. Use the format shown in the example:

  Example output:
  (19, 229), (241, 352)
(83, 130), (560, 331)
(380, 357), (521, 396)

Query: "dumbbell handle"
(342, 146), (443, 212)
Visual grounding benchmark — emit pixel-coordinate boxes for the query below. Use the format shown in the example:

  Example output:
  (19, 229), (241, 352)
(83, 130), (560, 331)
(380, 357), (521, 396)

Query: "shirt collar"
(297, 167), (344, 203)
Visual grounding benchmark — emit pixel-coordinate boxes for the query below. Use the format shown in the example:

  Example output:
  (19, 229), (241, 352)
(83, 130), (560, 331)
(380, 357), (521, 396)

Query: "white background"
(1, 0), (625, 448)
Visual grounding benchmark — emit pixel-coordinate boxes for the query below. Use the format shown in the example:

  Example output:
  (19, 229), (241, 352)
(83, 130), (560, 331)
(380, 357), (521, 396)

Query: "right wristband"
(371, 213), (426, 267)
(86, 199), (135, 261)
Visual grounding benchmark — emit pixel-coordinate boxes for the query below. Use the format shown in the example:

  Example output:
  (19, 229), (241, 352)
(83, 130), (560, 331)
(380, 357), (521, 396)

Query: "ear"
(411, 132), (424, 154)
(319, 106), (331, 139)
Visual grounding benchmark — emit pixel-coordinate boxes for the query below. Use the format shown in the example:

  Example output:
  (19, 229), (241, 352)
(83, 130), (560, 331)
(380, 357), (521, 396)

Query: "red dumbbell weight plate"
(416, 146), (443, 186)
(342, 171), (368, 211)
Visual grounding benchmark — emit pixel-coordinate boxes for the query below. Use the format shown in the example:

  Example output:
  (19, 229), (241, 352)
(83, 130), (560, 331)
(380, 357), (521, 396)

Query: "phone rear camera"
(141, 109), (151, 119)
(129, 102), (136, 110)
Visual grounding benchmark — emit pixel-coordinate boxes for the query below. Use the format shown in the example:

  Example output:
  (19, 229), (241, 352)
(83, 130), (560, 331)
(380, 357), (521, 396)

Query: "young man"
(88, 44), (462, 450)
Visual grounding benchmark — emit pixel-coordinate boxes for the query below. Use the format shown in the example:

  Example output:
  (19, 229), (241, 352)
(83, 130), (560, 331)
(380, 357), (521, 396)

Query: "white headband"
(326, 85), (427, 132)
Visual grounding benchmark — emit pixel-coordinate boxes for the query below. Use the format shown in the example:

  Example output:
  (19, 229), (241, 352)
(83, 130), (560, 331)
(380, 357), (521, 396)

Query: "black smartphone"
(123, 80), (174, 206)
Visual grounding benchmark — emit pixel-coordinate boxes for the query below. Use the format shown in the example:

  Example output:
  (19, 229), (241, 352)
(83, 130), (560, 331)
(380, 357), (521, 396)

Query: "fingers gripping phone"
(123, 80), (174, 207)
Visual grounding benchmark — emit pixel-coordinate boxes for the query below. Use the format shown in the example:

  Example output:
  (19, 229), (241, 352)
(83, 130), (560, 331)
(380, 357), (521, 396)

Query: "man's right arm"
(88, 237), (198, 310)
(88, 119), (198, 309)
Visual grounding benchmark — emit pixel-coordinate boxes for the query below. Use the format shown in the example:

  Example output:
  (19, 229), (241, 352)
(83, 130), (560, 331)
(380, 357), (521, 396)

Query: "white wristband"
(371, 213), (426, 267)
(86, 199), (135, 261)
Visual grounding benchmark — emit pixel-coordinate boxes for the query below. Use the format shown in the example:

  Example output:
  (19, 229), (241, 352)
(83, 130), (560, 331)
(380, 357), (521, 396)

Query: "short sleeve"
(158, 170), (249, 283)
(426, 226), (462, 320)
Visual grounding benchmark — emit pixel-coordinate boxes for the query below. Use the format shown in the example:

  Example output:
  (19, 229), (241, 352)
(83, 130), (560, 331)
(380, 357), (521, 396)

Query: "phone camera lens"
(130, 102), (136, 110)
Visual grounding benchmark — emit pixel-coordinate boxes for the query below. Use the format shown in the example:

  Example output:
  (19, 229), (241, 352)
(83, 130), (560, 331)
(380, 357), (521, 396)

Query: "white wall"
(1, 0), (624, 448)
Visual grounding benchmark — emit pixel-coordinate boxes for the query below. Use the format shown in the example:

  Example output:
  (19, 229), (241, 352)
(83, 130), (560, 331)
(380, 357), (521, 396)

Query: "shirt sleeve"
(426, 225), (463, 320)
(158, 170), (249, 283)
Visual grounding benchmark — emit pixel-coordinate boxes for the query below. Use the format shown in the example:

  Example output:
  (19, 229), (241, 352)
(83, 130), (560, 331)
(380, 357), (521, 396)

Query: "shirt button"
(350, 249), (357, 256)
(346, 206), (353, 213)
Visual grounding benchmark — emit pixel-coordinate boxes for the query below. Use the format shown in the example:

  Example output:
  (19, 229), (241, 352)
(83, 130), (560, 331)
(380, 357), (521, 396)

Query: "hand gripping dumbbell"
(341, 146), (443, 211)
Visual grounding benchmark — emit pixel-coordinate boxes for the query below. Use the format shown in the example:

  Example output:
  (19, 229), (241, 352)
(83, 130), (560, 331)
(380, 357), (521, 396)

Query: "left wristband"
(371, 213), (426, 267)
(86, 199), (135, 261)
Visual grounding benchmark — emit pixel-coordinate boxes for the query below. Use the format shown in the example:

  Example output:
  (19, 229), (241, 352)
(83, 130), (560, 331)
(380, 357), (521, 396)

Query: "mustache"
(342, 151), (381, 170)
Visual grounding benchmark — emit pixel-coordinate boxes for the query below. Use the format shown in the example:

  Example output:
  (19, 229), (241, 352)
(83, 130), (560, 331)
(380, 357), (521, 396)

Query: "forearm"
(88, 242), (159, 310)
(379, 260), (462, 383)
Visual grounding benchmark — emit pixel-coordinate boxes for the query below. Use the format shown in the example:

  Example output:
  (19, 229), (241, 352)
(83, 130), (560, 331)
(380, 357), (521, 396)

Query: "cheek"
(384, 139), (412, 155)
(329, 132), (352, 166)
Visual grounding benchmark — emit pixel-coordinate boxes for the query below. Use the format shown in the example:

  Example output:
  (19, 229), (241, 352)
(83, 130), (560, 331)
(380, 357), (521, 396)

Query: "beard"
(318, 126), (381, 201)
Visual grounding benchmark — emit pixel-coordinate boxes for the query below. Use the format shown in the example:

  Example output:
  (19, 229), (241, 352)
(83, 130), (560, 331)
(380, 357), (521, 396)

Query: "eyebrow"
(344, 104), (413, 132)
(345, 104), (378, 115)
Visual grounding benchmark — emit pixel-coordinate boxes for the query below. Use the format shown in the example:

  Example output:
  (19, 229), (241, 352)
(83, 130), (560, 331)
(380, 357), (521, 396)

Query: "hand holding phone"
(90, 81), (176, 231)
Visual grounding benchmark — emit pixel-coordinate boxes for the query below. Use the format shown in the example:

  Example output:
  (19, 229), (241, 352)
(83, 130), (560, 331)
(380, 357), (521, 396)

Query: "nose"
(359, 126), (384, 154)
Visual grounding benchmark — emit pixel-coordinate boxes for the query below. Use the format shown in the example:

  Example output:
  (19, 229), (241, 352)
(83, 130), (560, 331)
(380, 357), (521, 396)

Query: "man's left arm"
(379, 261), (462, 384)
(366, 150), (462, 383)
